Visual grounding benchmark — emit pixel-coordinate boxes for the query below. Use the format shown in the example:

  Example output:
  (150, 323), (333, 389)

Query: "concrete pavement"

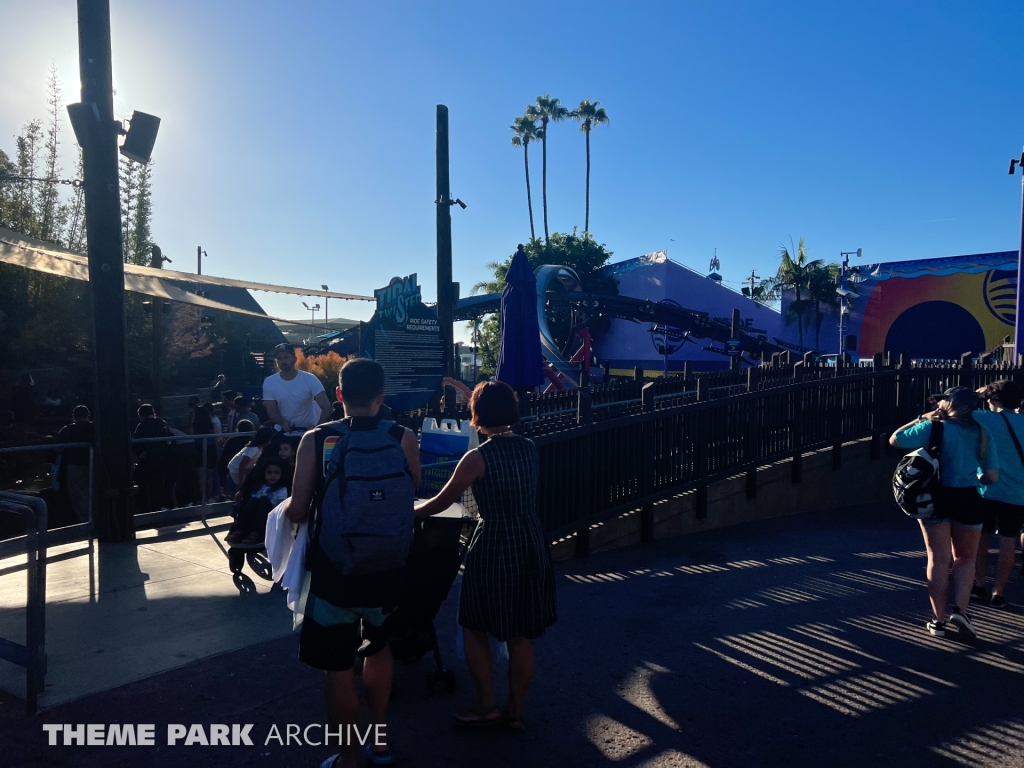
(2, 503), (1023, 767)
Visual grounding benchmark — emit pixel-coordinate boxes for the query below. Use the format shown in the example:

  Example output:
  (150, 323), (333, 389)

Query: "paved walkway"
(2, 503), (1024, 767)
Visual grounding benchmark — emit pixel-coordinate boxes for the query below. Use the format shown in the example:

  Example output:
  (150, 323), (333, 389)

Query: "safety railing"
(0, 491), (47, 714)
(128, 429), (256, 529)
(0, 442), (92, 558)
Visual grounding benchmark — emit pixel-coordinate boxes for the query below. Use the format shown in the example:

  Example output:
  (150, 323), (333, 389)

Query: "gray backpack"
(312, 418), (415, 576)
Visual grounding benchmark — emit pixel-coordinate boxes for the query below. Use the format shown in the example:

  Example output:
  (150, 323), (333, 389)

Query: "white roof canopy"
(0, 227), (374, 323)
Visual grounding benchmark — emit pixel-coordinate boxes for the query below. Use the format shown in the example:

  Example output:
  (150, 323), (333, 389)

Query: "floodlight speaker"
(66, 102), (100, 145)
(120, 111), (161, 164)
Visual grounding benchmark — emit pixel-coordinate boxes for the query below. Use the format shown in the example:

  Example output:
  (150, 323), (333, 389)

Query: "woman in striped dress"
(416, 381), (557, 733)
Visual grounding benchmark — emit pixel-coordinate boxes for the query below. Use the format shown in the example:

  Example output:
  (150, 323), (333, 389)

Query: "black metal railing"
(0, 491), (47, 714)
(526, 353), (1022, 549)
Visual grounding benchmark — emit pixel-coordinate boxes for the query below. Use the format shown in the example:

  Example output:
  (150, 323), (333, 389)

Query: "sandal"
(504, 717), (526, 735)
(453, 706), (502, 727)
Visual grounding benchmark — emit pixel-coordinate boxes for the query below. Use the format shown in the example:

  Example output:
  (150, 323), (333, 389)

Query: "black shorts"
(981, 499), (1024, 537)
(298, 594), (391, 672)
(934, 487), (987, 527)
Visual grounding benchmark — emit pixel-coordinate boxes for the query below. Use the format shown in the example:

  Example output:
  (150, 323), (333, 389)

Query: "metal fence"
(0, 491), (47, 713)
(527, 355), (1022, 551)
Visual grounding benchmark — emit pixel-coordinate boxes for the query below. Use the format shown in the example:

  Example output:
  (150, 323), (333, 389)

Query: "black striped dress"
(459, 433), (557, 641)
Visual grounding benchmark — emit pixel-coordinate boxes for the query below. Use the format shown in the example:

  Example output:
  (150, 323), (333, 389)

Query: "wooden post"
(791, 388), (803, 483)
(435, 105), (456, 379)
(574, 380), (594, 558)
(695, 377), (708, 518)
(640, 382), (656, 542)
(77, 0), (135, 542)
(959, 351), (974, 392)
(745, 397), (758, 499)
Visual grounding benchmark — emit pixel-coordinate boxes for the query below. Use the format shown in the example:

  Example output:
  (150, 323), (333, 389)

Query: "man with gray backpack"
(287, 358), (421, 768)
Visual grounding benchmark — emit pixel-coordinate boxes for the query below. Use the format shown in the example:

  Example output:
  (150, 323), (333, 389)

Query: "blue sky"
(3, 1), (1023, 335)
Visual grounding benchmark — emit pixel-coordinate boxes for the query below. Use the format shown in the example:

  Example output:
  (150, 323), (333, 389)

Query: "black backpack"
(893, 420), (943, 520)
(308, 418), (416, 577)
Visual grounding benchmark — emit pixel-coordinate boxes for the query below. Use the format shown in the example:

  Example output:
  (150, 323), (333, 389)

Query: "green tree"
(526, 95), (569, 242)
(119, 153), (140, 258)
(66, 146), (87, 252)
(761, 237), (822, 349)
(807, 262), (841, 351)
(471, 231), (619, 364)
(569, 100), (609, 233)
(12, 120), (44, 237)
(0, 148), (16, 228)
(38, 65), (68, 244)
(510, 115), (542, 241)
(127, 162), (153, 265)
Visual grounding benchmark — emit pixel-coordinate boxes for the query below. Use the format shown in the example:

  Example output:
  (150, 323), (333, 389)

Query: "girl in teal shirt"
(890, 386), (998, 639)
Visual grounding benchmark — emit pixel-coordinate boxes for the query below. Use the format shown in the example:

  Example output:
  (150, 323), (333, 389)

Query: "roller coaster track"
(454, 265), (786, 385)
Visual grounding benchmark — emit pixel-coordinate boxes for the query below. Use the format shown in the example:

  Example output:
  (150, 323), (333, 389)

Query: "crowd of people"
(284, 358), (556, 768)
(890, 380), (1024, 639)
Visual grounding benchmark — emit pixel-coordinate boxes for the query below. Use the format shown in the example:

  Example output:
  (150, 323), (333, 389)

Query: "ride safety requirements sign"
(363, 274), (445, 411)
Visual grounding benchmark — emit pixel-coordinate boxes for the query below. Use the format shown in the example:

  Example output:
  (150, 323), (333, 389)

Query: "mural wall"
(784, 251), (1018, 360)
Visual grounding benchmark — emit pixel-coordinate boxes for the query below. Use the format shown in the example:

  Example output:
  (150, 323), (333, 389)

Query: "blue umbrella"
(496, 245), (545, 388)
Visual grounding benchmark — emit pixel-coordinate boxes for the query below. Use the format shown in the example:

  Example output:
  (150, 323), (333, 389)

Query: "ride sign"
(724, 338), (742, 357)
(363, 274), (445, 411)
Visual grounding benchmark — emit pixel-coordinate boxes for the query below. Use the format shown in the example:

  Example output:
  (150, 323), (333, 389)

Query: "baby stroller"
(362, 462), (477, 695)
(227, 495), (272, 576)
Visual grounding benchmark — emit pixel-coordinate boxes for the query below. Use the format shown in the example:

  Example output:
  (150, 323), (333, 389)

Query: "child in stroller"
(225, 457), (291, 547)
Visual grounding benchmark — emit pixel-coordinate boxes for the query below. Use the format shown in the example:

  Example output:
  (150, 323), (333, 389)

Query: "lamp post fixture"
(1010, 150), (1024, 361)
(837, 248), (863, 358)
(302, 301), (320, 331)
(321, 285), (329, 332)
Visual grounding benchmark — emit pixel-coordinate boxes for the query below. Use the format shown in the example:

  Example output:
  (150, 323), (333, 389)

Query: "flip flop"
(504, 718), (526, 735)
(453, 707), (502, 728)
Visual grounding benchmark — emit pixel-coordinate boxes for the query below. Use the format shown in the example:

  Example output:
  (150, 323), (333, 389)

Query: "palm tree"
(807, 262), (841, 351)
(569, 100), (609, 233)
(510, 115), (542, 240)
(472, 261), (507, 295)
(761, 237), (822, 349)
(526, 95), (569, 242)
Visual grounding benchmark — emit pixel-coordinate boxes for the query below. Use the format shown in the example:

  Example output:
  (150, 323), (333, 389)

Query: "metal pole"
(838, 252), (846, 355)
(151, 245), (163, 411)
(1015, 154), (1024, 356)
(436, 105), (455, 379)
(77, 0), (134, 542)
(730, 308), (741, 371)
(197, 245), (202, 275)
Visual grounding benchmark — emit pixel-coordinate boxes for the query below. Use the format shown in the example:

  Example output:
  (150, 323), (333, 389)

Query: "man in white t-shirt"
(263, 344), (331, 436)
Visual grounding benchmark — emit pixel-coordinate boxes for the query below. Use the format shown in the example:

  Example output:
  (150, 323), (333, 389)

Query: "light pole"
(321, 284), (329, 332)
(302, 301), (320, 331)
(1010, 150), (1024, 361)
(837, 248), (863, 357)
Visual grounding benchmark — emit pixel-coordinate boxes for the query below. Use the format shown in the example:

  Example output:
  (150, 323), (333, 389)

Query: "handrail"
(0, 441), (92, 455)
(0, 491), (47, 713)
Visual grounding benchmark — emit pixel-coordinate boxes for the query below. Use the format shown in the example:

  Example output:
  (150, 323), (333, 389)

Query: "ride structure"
(455, 264), (786, 389)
